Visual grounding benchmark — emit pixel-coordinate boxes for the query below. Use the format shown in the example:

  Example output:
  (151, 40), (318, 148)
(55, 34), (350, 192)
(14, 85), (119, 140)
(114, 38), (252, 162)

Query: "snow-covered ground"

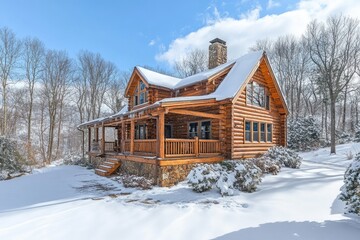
(1, 143), (360, 240)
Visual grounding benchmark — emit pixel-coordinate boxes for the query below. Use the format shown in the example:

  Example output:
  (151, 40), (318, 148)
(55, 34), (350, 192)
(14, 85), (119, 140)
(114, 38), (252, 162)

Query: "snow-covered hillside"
(1, 143), (360, 240)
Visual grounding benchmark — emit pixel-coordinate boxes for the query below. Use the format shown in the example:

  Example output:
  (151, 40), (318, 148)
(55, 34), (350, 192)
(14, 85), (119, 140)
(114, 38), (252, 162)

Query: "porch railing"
(94, 138), (221, 158)
(134, 139), (157, 154)
(165, 138), (221, 157)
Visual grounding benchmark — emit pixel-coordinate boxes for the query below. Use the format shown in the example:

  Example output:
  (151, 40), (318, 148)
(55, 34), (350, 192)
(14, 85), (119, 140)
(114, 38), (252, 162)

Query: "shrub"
(63, 154), (92, 168)
(341, 153), (360, 215)
(354, 125), (360, 143)
(336, 131), (353, 144)
(263, 146), (302, 169)
(188, 161), (263, 195)
(120, 174), (153, 190)
(288, 117), (321, 151)
(187, 164), (221, 192)
(0, 136), (25, 180)
(249, 157), (281, 175)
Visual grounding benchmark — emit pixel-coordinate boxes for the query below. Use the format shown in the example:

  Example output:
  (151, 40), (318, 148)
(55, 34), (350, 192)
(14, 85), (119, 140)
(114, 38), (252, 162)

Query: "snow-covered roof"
(77, 117), (107, 128)
(136, 66), (182, 89)
(80, 51), (266, 127)
(173, 60), (236, 89)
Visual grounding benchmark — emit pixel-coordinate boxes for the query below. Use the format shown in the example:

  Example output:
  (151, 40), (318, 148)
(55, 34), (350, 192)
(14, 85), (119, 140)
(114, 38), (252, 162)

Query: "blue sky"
(0, 0), (358, 73)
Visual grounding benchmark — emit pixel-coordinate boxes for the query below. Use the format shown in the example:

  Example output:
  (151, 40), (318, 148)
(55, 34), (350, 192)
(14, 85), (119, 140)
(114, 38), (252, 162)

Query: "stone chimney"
(208, 38), (227, 69)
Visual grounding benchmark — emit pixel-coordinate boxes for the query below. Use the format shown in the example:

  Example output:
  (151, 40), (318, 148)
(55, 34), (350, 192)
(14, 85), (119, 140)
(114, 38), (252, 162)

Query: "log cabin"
(78, 38), (288, 186)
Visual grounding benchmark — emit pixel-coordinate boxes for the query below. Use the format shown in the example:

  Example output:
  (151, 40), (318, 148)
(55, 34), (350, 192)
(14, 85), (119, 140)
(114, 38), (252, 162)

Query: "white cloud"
(267, 0), (280, 9)
(148, 39), (156, 46)
(156, 0), (360, 66)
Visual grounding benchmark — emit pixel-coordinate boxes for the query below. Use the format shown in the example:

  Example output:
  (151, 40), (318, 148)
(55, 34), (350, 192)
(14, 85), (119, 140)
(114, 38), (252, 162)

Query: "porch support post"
(194, 136), (199, 157)
(88, 127), (91, 152)
(130, 120), (135, 154)
(158, 111), (165, 159)
(121, 121), (125, 153)
(95, 127), (99, 142)
(101, 124), (105, 154)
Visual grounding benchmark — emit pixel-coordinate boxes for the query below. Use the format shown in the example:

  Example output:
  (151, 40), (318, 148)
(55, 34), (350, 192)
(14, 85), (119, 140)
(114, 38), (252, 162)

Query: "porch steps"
(95, 158), (121, 177)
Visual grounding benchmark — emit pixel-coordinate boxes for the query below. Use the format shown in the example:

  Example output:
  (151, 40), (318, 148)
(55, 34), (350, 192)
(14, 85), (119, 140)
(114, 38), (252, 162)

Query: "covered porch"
(86, 99), (227, 161)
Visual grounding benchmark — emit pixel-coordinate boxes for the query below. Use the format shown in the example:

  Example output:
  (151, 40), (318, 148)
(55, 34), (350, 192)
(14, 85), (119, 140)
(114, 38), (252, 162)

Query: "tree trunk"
(330, 97), (336, 154)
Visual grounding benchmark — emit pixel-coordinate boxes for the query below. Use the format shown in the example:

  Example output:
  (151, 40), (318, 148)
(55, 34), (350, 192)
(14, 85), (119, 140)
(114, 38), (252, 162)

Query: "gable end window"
(246, 81), (270, 110)
(133, 80), (148, 106)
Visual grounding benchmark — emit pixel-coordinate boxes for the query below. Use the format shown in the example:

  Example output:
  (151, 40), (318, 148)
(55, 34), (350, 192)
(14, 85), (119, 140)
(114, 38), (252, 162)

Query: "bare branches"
(0, 27), (22, 136)
(174, 49), (208, 77)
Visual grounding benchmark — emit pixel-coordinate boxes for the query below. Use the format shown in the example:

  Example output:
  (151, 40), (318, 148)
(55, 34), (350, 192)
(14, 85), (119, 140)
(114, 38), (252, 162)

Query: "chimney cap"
(210, 38), (226, 45)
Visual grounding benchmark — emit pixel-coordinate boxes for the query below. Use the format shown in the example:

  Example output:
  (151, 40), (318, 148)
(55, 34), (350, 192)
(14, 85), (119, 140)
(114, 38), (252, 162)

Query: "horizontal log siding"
(231, 66), (286, 159)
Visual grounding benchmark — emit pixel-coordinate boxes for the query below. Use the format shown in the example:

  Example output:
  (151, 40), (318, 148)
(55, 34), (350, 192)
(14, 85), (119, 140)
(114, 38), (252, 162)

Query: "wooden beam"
(121, 121), (125, 153)
(168, 109), (222, 119)
(88, 127), (91, 152)
(101, 125), (105, 154)
(158, 112), (165, 159)
(95, 127), (99, 142)
(130, 120), (135, 154)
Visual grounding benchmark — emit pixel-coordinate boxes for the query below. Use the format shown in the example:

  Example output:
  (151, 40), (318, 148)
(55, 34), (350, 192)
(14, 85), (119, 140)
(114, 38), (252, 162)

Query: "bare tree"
(41, 50), (72, 164)
(174, 49), (208, 77)
(305, 15), (360, 153)
(0, 27), (22, 136)
(23, 37), (45, 159)
(75, 51), (118, 122)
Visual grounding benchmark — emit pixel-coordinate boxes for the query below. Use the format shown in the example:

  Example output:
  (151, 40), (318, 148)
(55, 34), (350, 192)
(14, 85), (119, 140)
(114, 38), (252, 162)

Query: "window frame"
(243, 120), (273, 143)
(133, 80), (148, 106)
(188, 120), (212, 139)
(246, 80), (270, 111)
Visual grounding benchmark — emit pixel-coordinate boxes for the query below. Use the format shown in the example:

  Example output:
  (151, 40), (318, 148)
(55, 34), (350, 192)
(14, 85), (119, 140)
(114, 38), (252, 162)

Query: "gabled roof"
(79, 50), (288, 128)
(136, 66), (182, 89)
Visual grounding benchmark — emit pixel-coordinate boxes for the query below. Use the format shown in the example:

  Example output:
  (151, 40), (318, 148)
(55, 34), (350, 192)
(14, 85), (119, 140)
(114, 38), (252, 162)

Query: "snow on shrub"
(188, 160), (263, 195)
(288, 117), (320, 151)
(120, 174), (153, 190)
(187, 164), (221, 192)
(249, 157), (281, 175)
(341, 152), (360, 215)
(63, 154), (92, 168)
(263, 146), (302, 169)
(354, 125), (360, 143)
(336, 131), (353, 144)
(0, 136), (25, 180)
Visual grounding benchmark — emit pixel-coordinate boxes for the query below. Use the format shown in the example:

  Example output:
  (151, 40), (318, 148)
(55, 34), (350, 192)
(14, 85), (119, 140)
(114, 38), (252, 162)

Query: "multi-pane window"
(253, 122), (259, 142)
(201, 121), (211, 139)
(189, 122), (198, 138)
(267, 124), (272, 142)
(133, 80), (148, 106)
(135, 124), (146, 139)
(246, 81), (270, 110)
(244, 120), (272, 143)
(260, 123), (266, 142)
(188, 121), (211, 139)
(245, 121), (251, 141)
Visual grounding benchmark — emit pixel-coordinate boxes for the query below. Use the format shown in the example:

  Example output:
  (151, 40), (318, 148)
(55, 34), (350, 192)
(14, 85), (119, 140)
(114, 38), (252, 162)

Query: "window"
(188, 122), (198, 138)
(135, 124), (146, 139)
(201, 121), (211, 139)
(165, 124), (172, 138)
(245, 121), (251, 141)
(188, 120), (212, 139)
(244, 120), (273, 143)
(253, 122), (259, 142)
(133, 80), (148, 106)
(260, 123), (266, 142)
(246, 81), (270, 109)
(267, 124), (272, 142)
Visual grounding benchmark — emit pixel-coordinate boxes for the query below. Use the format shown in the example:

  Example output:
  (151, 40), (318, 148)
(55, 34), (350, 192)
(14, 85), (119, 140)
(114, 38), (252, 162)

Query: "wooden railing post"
(158, 112), (165, 159)
(101, 124), (105, 154)
(95, 126), (99, 142)
(194, 136), (199, 157)
(130, 120), (135, 154)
